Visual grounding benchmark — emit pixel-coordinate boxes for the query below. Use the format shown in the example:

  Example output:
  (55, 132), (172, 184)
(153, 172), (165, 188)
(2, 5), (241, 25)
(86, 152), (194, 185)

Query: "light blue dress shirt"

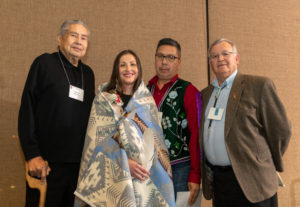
(203, 70), (238, 166)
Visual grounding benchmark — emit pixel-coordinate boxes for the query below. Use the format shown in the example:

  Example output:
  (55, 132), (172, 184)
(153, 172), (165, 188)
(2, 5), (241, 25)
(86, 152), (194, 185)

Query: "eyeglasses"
(155, 54), (180, 62)
(210, 51), (235, 60)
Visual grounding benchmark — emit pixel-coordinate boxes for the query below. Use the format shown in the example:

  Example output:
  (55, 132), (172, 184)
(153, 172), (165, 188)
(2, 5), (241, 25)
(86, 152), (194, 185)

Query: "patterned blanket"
(74, 81), (175, 207)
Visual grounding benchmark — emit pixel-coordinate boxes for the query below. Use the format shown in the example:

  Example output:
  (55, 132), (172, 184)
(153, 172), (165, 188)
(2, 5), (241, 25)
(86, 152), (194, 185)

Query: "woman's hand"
(128, 159), (150, 181)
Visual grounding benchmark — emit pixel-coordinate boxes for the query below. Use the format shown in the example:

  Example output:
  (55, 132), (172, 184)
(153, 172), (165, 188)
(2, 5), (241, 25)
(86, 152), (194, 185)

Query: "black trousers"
(25, 162), (80, 207)
(212, 164), (278, 207)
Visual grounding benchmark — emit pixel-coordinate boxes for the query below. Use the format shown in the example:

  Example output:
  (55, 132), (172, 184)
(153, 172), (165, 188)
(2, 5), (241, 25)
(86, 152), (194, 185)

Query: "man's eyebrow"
(156, 53), (176, 56)
(69, 32), (88, 38)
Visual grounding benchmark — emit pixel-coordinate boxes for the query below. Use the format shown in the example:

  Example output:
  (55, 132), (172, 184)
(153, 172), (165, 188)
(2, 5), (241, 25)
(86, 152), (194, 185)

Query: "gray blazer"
(200, 73), (291, 203)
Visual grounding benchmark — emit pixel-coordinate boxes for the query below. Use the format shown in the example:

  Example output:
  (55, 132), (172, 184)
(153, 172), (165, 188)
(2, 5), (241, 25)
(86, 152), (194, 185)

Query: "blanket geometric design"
(74, 81), (175, 207)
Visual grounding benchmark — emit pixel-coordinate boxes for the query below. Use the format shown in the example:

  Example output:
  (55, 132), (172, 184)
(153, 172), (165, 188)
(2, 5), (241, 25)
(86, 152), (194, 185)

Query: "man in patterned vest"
(148, 38), (201, 205)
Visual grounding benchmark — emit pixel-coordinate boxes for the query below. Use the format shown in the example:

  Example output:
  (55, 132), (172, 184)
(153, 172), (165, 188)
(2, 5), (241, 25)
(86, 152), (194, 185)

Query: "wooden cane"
(25, 161), (48, 207)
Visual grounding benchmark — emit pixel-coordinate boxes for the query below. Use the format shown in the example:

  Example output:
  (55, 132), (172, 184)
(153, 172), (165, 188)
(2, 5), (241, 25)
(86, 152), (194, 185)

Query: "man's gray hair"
(208, 38), (238, 59)
(59, 19), (90, 37)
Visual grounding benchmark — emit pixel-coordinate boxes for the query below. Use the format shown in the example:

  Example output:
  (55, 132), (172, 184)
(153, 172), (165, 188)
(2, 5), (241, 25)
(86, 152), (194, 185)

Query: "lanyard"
(208, 85), (226, 128)
(58, 52), (84, 90)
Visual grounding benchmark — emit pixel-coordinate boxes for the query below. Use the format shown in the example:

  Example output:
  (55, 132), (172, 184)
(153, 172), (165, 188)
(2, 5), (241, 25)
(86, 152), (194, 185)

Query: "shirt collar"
(212, 70), (238, 88)
(148, 74), (178, 86)
(58, 50), (81, 69)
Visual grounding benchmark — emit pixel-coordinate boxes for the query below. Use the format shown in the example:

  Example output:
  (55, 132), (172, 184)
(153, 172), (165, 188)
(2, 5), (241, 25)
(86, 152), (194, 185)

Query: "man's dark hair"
(156, 38), (181, 58)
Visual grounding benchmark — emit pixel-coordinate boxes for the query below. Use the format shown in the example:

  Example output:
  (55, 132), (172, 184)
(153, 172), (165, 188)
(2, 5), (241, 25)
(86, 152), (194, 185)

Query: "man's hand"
(27, 156), (51, 184)
(188, 182), (200, 205)
(128, 159), (150, 181)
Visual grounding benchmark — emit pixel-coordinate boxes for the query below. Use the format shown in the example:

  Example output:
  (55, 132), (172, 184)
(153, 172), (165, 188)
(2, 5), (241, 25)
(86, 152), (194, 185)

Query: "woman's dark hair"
(104, 49), (142, 94)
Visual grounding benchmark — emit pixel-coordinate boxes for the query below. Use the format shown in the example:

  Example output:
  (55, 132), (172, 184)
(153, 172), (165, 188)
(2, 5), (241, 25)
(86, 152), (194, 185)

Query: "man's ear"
(235, 54), (240, 66)
(178, 59), (182, 65)
(57, 34), (61, 45)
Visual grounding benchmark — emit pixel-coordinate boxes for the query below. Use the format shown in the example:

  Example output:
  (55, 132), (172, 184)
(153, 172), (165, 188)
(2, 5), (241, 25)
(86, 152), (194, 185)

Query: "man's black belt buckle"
(206, 160), (232, 172)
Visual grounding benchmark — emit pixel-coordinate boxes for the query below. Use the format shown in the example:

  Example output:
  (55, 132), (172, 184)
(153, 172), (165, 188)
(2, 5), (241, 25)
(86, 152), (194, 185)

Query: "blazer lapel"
(225, 73), (246, 137)
(202, 86), (214, 114)
(199, 85), (214, 148)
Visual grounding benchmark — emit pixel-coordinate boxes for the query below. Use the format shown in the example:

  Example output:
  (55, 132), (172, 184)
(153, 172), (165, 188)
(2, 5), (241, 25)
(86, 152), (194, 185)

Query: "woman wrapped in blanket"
(74, 50), (175, 207)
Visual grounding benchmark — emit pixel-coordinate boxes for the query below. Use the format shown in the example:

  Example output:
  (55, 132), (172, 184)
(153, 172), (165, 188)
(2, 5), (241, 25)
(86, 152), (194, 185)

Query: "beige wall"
(1, 0), (299, 206)
(0, 0), (207, 206)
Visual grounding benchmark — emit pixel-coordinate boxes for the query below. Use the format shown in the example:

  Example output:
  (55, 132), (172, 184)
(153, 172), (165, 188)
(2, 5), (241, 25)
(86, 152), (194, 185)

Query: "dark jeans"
(172, 161), (190, 200)
(212, 164), (278, 207)
(25, 162), (80, 207)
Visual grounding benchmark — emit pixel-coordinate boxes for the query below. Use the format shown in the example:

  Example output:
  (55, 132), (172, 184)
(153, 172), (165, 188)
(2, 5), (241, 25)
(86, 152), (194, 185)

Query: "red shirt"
(148, 75), (201, 184)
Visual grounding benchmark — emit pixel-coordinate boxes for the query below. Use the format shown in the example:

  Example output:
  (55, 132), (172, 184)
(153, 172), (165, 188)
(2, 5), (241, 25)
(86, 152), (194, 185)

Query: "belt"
(206, 160), (232, 172)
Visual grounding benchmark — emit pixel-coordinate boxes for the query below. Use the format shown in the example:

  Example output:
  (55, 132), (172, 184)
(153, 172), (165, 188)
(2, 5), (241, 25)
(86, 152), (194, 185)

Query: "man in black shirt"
(18, 19), (95, 207)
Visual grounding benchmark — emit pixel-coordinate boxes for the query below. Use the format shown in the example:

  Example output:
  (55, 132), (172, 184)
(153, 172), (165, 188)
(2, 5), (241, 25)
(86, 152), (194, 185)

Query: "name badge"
(207, 107), (224, 120)
(69, 85), (84, 102)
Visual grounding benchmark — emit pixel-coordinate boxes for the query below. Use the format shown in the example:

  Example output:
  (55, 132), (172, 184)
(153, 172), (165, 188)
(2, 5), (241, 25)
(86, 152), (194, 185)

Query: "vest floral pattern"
(150, 79), (191, 163)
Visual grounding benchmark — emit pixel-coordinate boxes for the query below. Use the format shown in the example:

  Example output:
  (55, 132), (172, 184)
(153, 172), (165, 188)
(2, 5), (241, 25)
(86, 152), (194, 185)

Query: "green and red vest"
(149, 79), (191, 164)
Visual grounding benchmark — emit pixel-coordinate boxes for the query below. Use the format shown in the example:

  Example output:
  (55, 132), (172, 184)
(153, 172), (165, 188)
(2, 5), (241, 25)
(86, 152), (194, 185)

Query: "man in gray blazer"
(200, 38), (291, 207)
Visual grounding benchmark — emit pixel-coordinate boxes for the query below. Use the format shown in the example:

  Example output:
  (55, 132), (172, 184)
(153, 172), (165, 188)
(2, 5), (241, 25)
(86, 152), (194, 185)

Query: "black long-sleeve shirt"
(18, 51), (95, 163)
